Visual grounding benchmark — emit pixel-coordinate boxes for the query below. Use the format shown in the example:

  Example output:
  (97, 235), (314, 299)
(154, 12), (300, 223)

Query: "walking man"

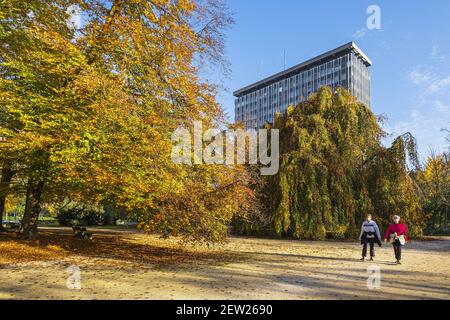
(359, 214), (382, 261)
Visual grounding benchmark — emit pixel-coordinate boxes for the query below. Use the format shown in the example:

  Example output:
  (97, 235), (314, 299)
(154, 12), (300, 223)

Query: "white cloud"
(428, 76), (450, 93)
(387, 59), (450, 158)
(407, 66), (450, 96)
(67, 5), (82, 30)
(408, 68), (432, 84)
(433, 100), (450, 112)
(430, 44), (447, 61)
(385, 101), (450, 159)
(352, 28), (367, 40)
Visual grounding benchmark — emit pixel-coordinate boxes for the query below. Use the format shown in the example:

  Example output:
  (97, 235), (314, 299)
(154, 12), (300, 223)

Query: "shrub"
(56, 204), (106, 226)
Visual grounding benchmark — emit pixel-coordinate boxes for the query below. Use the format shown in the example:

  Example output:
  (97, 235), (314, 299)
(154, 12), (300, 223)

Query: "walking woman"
(384, 215), (409, 264)
(359, 214), (382, 261)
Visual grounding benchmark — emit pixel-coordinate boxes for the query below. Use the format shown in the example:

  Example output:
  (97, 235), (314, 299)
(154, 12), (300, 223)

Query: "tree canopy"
(239, 87), (425, 240)
(417, 153), (449, 233)
(0, 0), (253, 242)
(0, 1), (445, 243)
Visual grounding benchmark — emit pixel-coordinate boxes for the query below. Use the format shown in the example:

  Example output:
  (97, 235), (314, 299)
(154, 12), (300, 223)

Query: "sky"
(213, 0), (450, 160)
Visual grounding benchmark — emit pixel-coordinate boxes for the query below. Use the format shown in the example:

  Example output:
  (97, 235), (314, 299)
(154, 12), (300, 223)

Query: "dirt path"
(1, 230), (449, 300)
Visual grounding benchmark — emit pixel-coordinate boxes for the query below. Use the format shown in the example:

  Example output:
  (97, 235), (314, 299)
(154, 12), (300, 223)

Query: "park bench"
(2, 220), (21, 232)
(72, 226), (93, 240)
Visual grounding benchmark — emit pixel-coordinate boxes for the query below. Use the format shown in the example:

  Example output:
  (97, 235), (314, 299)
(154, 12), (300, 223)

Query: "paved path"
(0, 231), (449, 300)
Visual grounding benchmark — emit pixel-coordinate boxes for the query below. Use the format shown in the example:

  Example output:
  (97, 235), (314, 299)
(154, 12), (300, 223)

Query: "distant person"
(359, 214), (382, 261)
(384, 215), (409, 264)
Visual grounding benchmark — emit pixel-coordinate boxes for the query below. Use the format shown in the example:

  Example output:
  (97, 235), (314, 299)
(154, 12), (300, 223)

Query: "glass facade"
(234, 43), (371, 129)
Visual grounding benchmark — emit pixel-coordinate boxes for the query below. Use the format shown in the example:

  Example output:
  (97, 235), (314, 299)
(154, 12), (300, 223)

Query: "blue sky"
(214, 0), (450, 159)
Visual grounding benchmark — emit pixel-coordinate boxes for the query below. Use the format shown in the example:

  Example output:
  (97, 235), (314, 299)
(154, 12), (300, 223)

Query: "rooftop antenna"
(283, 49), (286, 70)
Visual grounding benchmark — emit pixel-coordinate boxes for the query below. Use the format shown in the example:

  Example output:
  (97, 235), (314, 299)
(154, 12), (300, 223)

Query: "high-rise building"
(233, 42), (371, 129)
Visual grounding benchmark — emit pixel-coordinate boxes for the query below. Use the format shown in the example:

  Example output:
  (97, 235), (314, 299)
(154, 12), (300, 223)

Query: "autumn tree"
(1, 0), (253, 242)
(0, 160), (14, 231)
(1, 0), (80, 235)
(242, 87), (425, 240)
(417, 152), (449, 233)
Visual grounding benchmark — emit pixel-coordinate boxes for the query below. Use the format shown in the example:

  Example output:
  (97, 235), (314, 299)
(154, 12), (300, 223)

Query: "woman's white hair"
(393, 215), (401, 221)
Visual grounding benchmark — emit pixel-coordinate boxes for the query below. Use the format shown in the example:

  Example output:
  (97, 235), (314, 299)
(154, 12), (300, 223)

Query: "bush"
(423, 226), (450, 236)
(326, 225), (349, 240)
(38, 216), (57, 225)
(56, 204), (106, 226)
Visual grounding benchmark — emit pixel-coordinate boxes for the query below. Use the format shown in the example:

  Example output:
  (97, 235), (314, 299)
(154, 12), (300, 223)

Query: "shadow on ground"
(0, 231), (244, 268)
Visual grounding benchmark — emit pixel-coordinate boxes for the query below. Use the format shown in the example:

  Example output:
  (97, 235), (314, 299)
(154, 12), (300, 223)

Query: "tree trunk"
(20, 179), (45, 240)
(0, 164), (14, 232)
(445, 204), (449, 229)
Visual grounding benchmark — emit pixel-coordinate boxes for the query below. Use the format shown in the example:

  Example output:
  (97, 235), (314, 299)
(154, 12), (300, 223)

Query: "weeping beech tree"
(249, 87), (425, 240)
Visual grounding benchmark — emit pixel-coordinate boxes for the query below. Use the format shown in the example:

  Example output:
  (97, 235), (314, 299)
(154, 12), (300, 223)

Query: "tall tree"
(417, 152), (449, 231)
(248, 87), (424, 239)
(1, 0), (252, 242)
(0, 0), (81, 237)
(0, 161), (14, 231)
